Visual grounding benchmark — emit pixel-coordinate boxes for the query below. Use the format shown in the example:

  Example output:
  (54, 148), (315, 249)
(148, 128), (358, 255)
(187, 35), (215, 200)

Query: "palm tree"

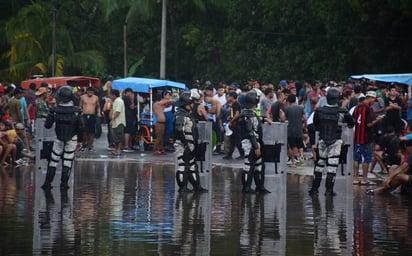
(100, 0), (225, 80)
(2, 3), (105, 82)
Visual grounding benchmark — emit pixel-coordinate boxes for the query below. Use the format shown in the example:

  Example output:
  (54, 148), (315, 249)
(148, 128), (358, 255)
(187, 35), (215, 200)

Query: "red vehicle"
(20, 76), (100, 89)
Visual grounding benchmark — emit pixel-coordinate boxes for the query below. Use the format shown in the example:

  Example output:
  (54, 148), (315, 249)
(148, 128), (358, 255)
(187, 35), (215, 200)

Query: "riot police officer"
(41, 85), (84, 190)
(174, 91), (207, 193)
(309, 88), (354, 196)
(239, 90), (270, 194)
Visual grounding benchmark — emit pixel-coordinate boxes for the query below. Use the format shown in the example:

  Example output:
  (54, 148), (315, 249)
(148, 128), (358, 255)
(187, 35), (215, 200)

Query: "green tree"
(1, 2), (106, 83)
(99, 0), (225, 80)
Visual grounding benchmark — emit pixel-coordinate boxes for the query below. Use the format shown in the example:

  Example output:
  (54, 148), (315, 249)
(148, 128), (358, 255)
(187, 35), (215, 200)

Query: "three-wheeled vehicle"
(112, 77), (186, 150)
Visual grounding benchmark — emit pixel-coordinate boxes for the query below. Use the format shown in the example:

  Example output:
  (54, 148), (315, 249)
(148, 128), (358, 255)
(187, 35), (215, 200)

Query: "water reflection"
(173, 192), (207, 255)
(353, 192), (412, 255)
(1, 162), (412, 255)
(34, 189), (77, 256)
(311, 196), (347, 256)
(0, 166), (34, 255)
(240, 194), (281, 255)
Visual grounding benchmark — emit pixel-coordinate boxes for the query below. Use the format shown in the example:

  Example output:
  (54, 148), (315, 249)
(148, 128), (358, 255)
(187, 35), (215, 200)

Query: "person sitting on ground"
(369, 126), (402, 174)
(14, 122), (35, 163)
(367, 136), (412, 195)
(0, 121), (17, 166)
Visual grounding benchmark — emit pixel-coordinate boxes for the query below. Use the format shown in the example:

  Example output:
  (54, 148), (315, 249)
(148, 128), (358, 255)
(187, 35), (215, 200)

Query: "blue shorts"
(353, 144), (373, 163)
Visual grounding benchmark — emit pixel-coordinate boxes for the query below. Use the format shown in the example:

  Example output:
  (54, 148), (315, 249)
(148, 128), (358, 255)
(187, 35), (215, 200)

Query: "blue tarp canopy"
(350, 73), (412, 86)
(112, 77), (186, 93)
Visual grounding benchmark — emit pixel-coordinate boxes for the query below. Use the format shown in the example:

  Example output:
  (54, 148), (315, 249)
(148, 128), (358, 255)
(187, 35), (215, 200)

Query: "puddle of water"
(0, 162), (411, 255)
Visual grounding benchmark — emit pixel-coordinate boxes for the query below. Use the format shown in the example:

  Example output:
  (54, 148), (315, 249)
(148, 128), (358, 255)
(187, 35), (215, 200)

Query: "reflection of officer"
(41, 86), (84, 190)
(239, 90), (270, 194)
(174, 91), (207, 193)
(38, 189), (75, 254)
(174, 192), (203, 255)
(309, 88), (354, 196)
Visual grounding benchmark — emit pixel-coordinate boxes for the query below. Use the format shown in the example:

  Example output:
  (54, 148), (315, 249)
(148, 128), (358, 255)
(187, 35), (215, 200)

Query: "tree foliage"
(0, 0), (411, 85)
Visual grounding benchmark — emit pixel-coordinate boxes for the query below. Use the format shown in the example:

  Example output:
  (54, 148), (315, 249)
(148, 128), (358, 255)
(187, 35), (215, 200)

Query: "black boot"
(309, 171), (322, 195)
(188, 169), (208, 193)
(43, 188), (55, 206)
(254, 166), (271, 194)
(325, 173), (337, 196)
(41, 166), (56, 189)
(242, 171), (254, 193)
(176, 171), (191, 193)
(60, 187), (69, 206)
(60, 166), (71, 189)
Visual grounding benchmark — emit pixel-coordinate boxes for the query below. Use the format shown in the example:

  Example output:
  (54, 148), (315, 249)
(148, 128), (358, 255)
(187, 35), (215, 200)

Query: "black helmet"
(326, 87), (340, 106)
(57, 85), (74, 103)
(174, 91), (193, 108)
(244, 90), (259, 108)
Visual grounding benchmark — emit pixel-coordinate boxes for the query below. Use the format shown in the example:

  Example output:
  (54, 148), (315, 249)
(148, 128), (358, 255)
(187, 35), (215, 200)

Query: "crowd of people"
(180, 79), (412, 196)
(0, 80), (43, 167)
(0, 76), (411, 195)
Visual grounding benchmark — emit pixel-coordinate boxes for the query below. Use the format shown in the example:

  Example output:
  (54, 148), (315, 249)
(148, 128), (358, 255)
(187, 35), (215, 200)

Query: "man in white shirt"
(213, 84), (227, 106)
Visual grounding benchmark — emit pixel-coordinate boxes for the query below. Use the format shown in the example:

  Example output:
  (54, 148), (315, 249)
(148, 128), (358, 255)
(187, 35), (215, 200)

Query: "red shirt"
(353, 102), (374, 144)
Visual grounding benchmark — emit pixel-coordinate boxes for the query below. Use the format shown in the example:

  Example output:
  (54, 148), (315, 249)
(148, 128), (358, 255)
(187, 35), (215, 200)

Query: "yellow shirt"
(6, 129), (17, 142)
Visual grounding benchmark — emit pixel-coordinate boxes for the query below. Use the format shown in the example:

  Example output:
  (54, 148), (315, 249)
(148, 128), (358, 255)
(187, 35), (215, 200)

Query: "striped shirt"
(353, 102), (374, 144)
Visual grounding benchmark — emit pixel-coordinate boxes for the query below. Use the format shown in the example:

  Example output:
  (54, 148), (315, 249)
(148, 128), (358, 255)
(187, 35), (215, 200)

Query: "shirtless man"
(152, 94), (173, 155)
(204, 94), (222, 154)
(79, 87), (100, 151)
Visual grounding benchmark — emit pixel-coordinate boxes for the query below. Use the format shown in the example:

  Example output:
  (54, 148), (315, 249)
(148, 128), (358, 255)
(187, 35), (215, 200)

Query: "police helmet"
(243, 90), (260, 108)
(57, 85), (74, 103)
(326, 87), (340, 106)
(174, 91), (193, 108)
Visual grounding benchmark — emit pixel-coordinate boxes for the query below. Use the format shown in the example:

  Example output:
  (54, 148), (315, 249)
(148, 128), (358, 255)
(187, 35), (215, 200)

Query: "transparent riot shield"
(174, 121), (212, 192)
(33, 118), (74, 253)
(341, 125), (354, 187)
(195, 121), (212, 188)
(262, 122), (288, 176)
(261, 122), (287, 254)
(34, 118), (74, 191)
(35, 118), (55, 173)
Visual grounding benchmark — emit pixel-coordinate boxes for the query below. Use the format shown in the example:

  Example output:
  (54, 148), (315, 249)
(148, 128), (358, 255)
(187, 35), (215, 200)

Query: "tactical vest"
(315, 106), (343, 145)
(47, 105), (82, 142)
(174, 108), (198, 144)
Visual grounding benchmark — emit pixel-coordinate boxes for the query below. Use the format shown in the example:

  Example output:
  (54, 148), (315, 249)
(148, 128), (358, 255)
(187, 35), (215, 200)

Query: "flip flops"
(353, 180), (361, 185)
(360, 180), (377, 186)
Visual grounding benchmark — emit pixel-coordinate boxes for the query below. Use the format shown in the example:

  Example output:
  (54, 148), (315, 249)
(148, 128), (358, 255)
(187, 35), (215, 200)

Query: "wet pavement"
(1, 135), (412, 255)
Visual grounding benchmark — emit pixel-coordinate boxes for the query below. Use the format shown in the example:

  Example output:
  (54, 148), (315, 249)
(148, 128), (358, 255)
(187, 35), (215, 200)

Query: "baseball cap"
(279, 80), (288, 88)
